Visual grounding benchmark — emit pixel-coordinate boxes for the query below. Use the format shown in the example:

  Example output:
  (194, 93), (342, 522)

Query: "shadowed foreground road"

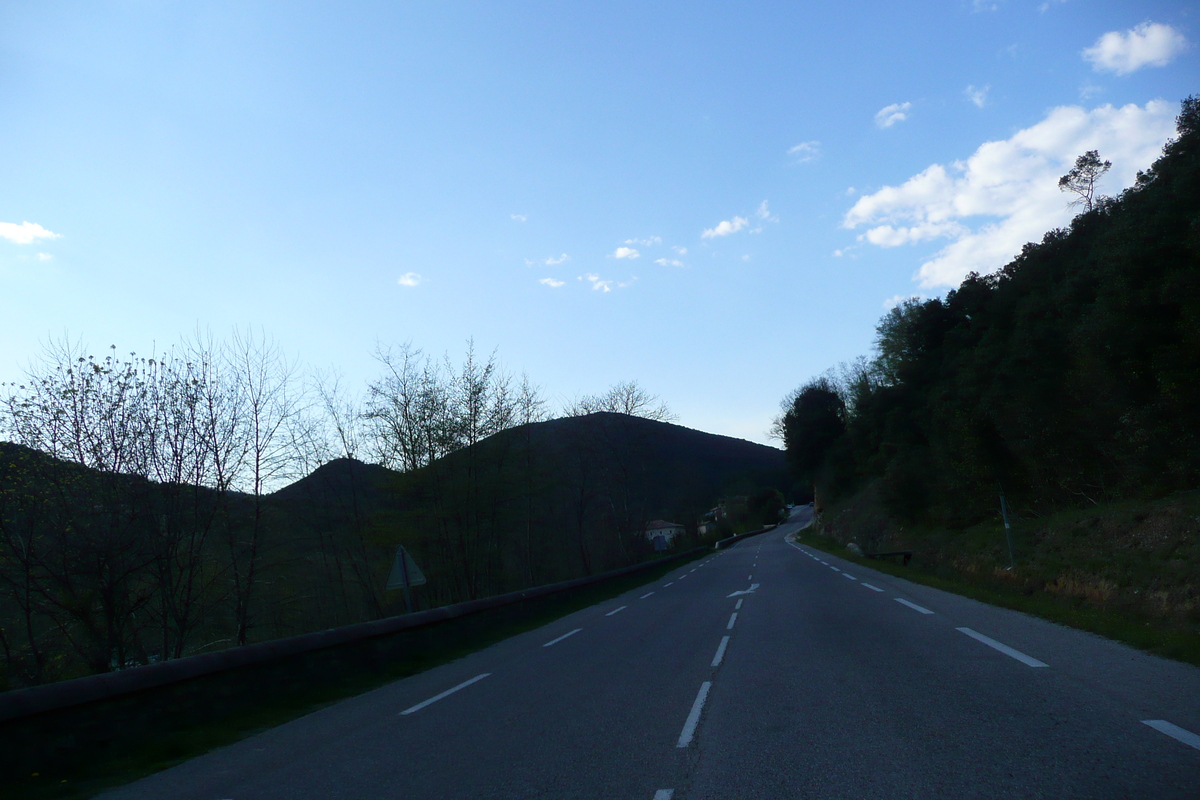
(102, 508), (1200, 799)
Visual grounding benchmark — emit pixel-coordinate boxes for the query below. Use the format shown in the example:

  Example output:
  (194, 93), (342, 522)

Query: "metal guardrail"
(0, 546), (705, 725)
(713, 524), (775, 550)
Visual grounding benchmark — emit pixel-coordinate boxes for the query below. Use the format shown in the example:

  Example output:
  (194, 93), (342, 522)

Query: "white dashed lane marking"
(677, 682), (712, 748)
(640, 592), (655, 599)
(861, 583), (884, 592)
(895, 598), (934, 615)
(957, 627), (1047, 667)
(605, 605), (627, 616)
(542, 628), (582, 648)
(1142, 720), (1200, 752)
(711, 635), (730, 667)
(400, 673), (491, 715)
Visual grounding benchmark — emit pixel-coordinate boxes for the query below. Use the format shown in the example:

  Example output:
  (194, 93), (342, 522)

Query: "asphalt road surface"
(102, 507), (1200, 799)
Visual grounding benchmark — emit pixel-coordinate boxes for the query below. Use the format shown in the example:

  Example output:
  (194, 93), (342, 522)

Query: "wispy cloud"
(511, 214), (527, 222)
(755, 200), (778, 223)
(623, 236), (661, 246)
(702, 216), (749, 239)
(843, 100), (1176, 288)
(613, 246), (640, 259)
(0, 221), (60, 245)
(580, 273), (613, 292)
(397, 272), (423, 287)
(654, 258), (685, 267)
(741, 254), (750, 261)
(539, 277), (565, 288)
(1084, 22), (1187, 75)
(36, 253), (52, 261)
(544, 253), (569, 265)
(874, 102), (912, 129)
(672, 245), (687, 255)
(787, 141), (820, 163)
(965, 85), (989, 108)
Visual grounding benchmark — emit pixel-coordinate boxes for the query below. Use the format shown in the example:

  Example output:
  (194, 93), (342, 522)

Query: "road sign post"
(999, 487), (1015, 570)
(387, 545), (427, 613)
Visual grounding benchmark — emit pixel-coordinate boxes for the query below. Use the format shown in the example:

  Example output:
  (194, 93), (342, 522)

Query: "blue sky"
(1, 1), (1195, 445)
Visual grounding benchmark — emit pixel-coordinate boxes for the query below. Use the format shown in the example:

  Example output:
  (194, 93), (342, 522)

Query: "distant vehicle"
(786, 504), (794, 509)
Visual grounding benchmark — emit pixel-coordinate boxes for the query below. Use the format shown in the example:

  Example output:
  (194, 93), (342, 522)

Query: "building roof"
(645, 519), (683, 530)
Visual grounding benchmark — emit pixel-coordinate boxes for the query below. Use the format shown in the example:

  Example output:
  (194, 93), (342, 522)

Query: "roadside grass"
(4, 548), (709, 800)
(793, 491), (1200, 669)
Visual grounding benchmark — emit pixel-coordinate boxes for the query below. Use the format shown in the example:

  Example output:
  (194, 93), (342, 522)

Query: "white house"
(645, 519), (685, 550)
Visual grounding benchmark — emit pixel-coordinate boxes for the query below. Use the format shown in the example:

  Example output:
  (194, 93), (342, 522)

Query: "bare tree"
(567, 380), (677, 422)
(222, 328), (307, 645)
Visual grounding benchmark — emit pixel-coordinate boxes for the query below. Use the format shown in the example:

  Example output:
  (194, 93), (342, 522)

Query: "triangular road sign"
(387, 545), (427, 589)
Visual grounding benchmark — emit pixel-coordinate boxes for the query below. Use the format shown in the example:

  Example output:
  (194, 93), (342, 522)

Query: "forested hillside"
(781, 96), (1200, 527)
(0, 414), (785, 690)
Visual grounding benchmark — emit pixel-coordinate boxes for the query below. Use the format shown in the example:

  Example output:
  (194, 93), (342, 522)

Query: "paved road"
(103, 508), (1200, 799)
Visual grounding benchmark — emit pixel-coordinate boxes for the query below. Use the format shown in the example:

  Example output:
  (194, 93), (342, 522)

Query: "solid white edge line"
(956, 627), (1047, 667)
(640, 591), (655, 599)
(400, 673), (491, 715)
(677, 681), (712, 747)
(861, 583), (884, 592)
(735, 598), (743, 610)
(711, 635), (730, 667)
(1142, 720), (1200, 752)
(842, 573), (857, 580)
(542, 628), (583, 647)
(727, 612), (738, 630)
(605, 605), (627, 616)
(653, 791), (675, 800)
(895, 598), (935, 615)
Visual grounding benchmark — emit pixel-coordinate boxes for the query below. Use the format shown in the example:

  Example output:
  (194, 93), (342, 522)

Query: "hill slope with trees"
(0, 413), (785, 689)
(782, 95), (1200, 526)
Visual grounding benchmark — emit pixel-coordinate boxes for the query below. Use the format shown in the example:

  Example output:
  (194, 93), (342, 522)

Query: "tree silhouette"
(1058, 150), (1112, 212)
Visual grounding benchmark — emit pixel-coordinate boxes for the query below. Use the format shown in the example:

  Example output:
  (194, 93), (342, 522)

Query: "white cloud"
(511, 214), (527, 222)
(0, 221), (60, 245)
(623, 236), (661, 246)
(843, 100), (1177, 288)
(1079, 84), (1103, 100)
(755, 200), (778, 222)
(654, 258), (685, 267)
(844, 187), (857, 196)
(613, 246), (640, 259)
(580, 272), (613, 292)
(544, 253), (569, 265)
(701, 216), (749, 239)
(539, 277), (565, 287)
(965, 85), (989, 108)
(397, 272), (423, 287)
(787, 141), (820, 163)
(36, 253), (52, 261)
(874, 102), (912, 129)
(672, 245), (687, 255)
(1084, 22), (1187, 75)
(741, 254), (750, 261)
